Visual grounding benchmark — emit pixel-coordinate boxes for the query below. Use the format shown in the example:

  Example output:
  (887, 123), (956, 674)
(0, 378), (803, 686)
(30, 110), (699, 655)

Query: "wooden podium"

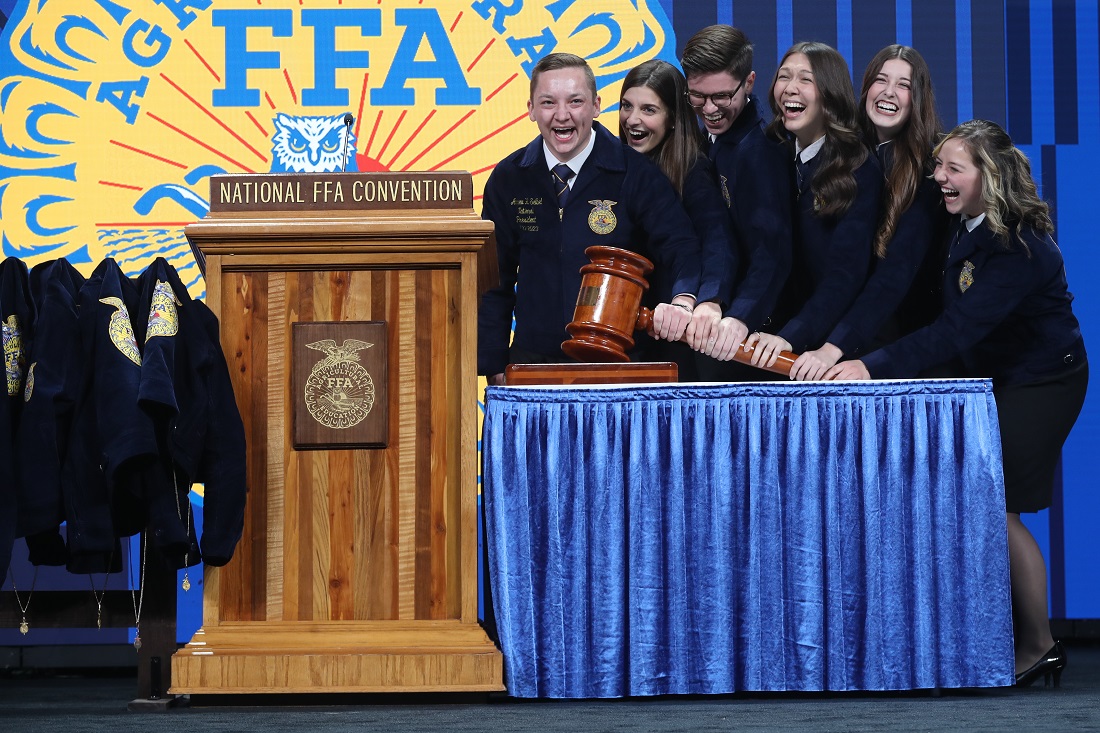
(171, 172), (503, 694)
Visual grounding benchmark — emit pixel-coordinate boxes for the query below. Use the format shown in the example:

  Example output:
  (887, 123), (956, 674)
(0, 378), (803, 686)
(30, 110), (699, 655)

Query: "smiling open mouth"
(784, 101), (806, 115)
(942, 187), (960, 201)
(875, 101), (898, 114)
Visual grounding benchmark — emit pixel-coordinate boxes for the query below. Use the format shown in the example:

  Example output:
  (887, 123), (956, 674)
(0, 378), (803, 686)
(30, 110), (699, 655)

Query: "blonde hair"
(935, 119), (1053, 249)
(530, 53), (597, 100)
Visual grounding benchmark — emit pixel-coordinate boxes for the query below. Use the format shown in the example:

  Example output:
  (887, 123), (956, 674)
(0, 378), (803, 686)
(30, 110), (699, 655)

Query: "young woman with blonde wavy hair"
(828, 119), (1088, 687)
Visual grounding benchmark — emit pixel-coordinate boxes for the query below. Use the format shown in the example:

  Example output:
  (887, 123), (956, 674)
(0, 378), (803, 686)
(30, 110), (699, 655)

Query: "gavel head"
(561, 245), (654, 362)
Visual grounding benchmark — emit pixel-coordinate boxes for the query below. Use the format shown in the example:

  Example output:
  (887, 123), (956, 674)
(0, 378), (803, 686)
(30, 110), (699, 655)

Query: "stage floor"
(1, 643), (1099, 732)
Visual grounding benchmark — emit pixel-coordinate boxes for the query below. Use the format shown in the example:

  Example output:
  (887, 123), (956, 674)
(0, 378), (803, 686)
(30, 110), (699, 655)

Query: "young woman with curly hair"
(828, 120), (1088, 687)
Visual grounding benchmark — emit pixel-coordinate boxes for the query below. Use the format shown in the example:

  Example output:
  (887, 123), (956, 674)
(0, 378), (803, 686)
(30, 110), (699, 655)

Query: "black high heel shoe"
(1015, 641), (1067, 688)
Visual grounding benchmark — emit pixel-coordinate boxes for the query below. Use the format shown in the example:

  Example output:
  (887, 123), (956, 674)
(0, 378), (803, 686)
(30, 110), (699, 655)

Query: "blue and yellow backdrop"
(0, 0), (1096, 647)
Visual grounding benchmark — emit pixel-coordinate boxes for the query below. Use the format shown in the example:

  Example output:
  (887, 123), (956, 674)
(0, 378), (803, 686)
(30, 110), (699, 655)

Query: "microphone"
(341, 113), (354, 172)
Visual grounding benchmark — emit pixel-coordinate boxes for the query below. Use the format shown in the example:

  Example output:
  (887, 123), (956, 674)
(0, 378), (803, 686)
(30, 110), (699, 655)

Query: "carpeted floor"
(2, 643), (1098, 732)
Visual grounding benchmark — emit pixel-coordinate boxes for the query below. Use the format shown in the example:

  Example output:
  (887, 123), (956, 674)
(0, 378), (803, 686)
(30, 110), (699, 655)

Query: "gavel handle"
(637, 306), (798, 377)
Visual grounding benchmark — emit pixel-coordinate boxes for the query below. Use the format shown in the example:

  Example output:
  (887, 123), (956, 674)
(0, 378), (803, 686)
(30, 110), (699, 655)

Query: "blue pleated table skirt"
(482, 379), (1014, 698)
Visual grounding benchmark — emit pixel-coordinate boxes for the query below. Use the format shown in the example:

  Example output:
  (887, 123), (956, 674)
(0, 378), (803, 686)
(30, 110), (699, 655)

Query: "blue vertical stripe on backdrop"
(1040, 142), (1065, 618)
(1029, 0), (1055, 144)
(954, 0), (973, 123)
(895, 0), (912, 46)
(793, 0), (837, 49)
(1006, 0), (1032, 143)
(852, 0), (896, 79)
(1042, 144), (1058, 231)
(718, 1), (733, 27)
(776, 0), (794, 62)
(1080, 0), (1100, 144)
(969, 0), (1007, 126)
(1063, 0), (1100, 618)
(836, 0), (853, 75)
(914, 0), (957, 126)
(1052, 0), (1078, 144)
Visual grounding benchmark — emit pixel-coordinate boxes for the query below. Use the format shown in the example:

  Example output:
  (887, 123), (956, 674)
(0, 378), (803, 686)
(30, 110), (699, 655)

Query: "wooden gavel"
(561, 245), (798, 376)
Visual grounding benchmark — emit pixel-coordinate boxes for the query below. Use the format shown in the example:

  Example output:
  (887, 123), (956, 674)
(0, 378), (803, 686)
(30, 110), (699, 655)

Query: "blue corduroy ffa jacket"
(478, 121), (703, 376)
(862, 219), (1086, 387)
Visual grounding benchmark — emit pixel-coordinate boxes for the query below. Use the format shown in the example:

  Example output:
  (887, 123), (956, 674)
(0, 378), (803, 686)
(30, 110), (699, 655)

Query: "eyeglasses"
(685, 78), (746, 109)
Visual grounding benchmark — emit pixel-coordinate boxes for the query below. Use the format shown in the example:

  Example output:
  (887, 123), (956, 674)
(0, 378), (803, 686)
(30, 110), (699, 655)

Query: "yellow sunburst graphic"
(0, 0), (674, 293)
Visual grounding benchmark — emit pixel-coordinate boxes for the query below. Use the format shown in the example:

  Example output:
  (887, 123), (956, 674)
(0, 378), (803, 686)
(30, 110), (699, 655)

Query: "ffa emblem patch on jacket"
(720, 175), (731, 208)
(3, 315), (24, 397)
(147, 280), (182, 339)
(959, 260), (975, 292)
(100, 297), (142, 367)
(587, 200), (618, 234)
(23, 362), (34, 402)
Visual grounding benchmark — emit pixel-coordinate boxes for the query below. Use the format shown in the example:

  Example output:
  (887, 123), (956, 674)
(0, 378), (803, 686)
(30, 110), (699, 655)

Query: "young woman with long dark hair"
(742, 42), (883, 369)
(619, 59), (734, 377)
(789, 45), (949, 380)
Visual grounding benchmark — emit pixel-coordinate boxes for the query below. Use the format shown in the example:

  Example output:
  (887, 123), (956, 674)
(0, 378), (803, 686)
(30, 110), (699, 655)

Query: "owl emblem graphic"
(271, 113), (358, 173)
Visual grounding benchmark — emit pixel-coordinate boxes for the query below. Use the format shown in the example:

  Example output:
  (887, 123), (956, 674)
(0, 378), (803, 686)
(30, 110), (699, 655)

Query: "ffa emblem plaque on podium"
(292, 321), (388, 449)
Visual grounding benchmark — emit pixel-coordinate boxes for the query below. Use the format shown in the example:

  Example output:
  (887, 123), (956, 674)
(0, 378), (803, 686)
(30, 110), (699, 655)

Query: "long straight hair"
(619, 59), (703, 197)
(859, 45), (942, 257)
(766, 42), (867, 217)
(936, 119), (1053, 249)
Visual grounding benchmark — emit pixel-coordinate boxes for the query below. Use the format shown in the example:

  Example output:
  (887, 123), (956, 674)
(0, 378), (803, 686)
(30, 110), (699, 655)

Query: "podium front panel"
(173, 198), (501, 694)
(218, 265), (466, 624)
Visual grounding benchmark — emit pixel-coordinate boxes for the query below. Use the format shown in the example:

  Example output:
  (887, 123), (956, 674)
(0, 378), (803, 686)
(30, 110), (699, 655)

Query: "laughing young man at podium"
(477, 53), (710, 385)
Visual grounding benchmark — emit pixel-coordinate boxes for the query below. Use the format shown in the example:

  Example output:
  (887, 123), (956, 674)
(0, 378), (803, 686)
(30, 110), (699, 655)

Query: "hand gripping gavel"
(560, 245), (798, 376)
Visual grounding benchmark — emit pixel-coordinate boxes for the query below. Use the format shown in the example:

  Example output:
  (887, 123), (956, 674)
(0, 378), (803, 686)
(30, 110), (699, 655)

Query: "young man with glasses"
(681, 25), (794, 380)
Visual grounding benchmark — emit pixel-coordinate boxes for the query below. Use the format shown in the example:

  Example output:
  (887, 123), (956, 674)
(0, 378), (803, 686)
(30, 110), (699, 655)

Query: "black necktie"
(552, 163), (575, 212)
(949, 219), (967, 255)
(795, 156), (811, 194)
